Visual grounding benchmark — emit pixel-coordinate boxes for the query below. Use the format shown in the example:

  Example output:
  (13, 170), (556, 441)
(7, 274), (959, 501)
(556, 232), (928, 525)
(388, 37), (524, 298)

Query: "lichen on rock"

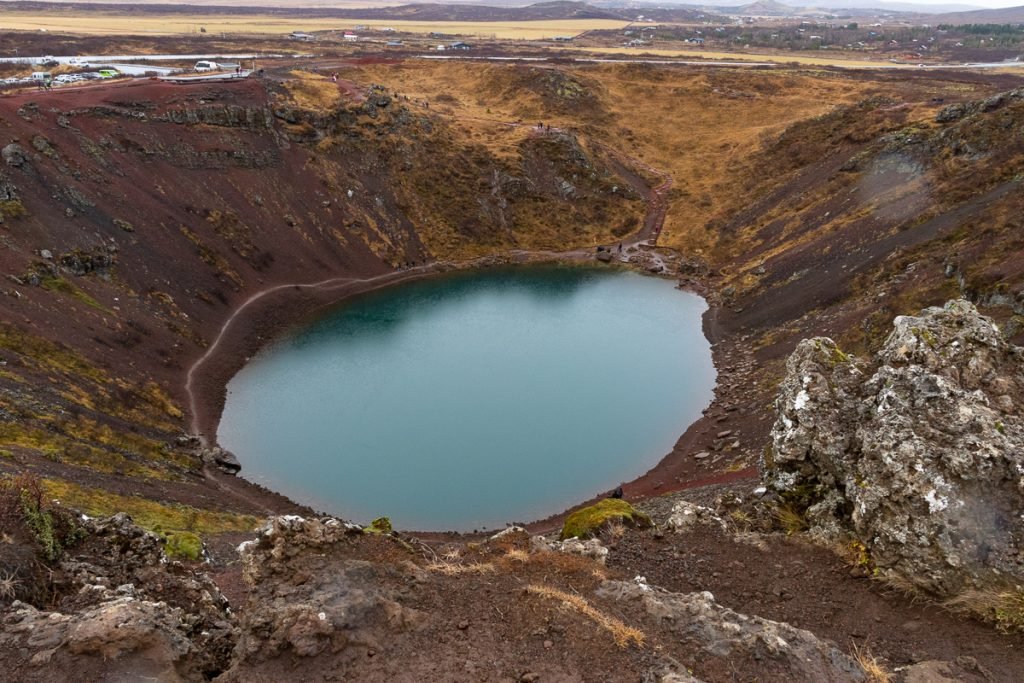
(764, 300), (1024, 597)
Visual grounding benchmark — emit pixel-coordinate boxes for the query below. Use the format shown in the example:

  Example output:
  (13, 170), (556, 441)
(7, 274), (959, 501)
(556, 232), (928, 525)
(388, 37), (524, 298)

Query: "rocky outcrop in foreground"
(765, 300), (1024, 597)
(1, 513), (234, 681)
(2, 513), (878, 682)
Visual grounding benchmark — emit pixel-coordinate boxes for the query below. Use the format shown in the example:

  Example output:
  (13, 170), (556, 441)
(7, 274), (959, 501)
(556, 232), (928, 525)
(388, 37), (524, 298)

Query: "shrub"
(164, 531), (203, 561)
(1, 473), (84, 563)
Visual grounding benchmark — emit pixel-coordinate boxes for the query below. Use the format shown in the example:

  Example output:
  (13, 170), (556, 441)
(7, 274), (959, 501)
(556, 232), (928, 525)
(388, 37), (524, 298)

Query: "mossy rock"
(365, 517), (393, 535)
(559, 499), (652, 540)
(164, 531), (203, 561)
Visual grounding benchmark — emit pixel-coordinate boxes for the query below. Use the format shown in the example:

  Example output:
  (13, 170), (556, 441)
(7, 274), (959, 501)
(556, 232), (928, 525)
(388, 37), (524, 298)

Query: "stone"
(542, 536), (610, 564)
(764, 301), (1024, 598)
(489, 526), (527, 541)
(901, 659), (985, 683)
(2, 143), (29, 167)
(598, 581), (864, 682)
(200, 446), (242, 474)
(666, 501), (727, 533)
(228, 516), (425, 670)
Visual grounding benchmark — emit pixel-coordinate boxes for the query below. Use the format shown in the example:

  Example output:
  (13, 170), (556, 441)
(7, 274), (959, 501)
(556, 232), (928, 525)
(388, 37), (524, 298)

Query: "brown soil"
(611, 521), (1024, 681)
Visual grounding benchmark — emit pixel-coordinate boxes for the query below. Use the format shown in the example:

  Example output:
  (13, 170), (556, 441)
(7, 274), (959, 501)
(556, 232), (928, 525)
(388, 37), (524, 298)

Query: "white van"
(30, 72), (52, 83)
(194, 61), (217, 72)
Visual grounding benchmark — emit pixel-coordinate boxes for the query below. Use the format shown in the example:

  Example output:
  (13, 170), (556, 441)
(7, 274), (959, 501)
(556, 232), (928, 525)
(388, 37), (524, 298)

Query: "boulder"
(765, 300), (1024, 597)
(598, 579), (865, 682)
(665, 501), (727, 533)
(200, 446), (241, 474)
(225, 515), (423, 672)
(2, 143), (29, 168)
(538, 536), (610, 564)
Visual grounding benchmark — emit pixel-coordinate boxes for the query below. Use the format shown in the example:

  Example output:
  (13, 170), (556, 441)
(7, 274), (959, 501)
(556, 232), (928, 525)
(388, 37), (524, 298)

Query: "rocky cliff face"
(765, 300), (1024, 597)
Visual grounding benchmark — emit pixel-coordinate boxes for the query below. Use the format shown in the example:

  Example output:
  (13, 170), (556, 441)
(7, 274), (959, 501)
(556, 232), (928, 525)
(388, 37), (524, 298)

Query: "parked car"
(97, 69), (119, 79)
(194, 61), (217, 72)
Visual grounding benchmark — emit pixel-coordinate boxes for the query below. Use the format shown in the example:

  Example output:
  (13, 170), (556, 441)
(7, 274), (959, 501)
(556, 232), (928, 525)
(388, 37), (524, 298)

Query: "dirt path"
(185, 267), (447, 439)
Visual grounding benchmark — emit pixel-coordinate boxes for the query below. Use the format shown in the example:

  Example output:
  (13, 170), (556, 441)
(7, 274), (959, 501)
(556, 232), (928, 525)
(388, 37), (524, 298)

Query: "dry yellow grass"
(0, 12), (625, 38)
(351, 19), (628, 39)
(284, 70), (342, 112)
(944, 587), (1024, 632)
(355, 60), (871, 254)
(851, 643), (893, 683)
(503, 548), (529, 563)
(426, 561), (496, 575)
(527, 584), (645, 648)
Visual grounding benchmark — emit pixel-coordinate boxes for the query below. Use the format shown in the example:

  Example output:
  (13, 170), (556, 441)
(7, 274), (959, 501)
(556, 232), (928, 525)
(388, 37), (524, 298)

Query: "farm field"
(0, 12), (628, 38)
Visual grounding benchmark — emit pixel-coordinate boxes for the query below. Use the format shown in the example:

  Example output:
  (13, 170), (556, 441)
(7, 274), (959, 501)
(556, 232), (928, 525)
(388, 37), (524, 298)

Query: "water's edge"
(216, 264), (715, 532)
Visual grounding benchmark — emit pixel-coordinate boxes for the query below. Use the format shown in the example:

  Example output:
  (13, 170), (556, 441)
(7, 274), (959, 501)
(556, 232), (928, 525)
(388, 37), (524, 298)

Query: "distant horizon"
(9, 0), (1024, 12)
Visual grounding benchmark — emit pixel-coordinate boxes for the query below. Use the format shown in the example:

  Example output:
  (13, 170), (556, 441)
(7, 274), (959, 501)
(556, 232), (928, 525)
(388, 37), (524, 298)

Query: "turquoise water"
(217, 266), (714, 531)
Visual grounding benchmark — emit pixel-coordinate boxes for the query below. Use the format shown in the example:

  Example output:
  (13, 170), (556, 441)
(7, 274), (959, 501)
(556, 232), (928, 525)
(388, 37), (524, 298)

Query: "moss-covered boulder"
(365, 517), (393, 535)
(559, 499), (652, 540)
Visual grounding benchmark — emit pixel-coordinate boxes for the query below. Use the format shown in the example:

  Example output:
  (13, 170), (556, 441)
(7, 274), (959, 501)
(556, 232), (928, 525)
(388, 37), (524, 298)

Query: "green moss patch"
(560, 499), (652, 540)
(365, 516), (393, 535)
(43, 479), (258, 537)
(164, 531), (203, 561)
